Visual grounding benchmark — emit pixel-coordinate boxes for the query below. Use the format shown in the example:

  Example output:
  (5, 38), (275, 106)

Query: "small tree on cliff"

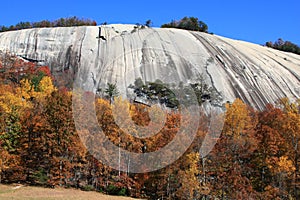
(105, 83), (119, 104)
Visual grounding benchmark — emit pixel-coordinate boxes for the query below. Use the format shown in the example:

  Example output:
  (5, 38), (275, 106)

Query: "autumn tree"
(251, 103), (294, 198)
(278, 98), (300, 197)
(175, 152), (201, 199)
(1, 51), (300, 199)
(208, 99), (258, 199)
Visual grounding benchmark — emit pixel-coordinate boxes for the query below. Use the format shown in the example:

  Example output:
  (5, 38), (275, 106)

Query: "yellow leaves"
(283, 111), (300, 144)
(19, 76), (56, 100)
(112, 96), (168, 139)
(277, 156), (296, 173)
(112, 96), (144, 138)
(96, 98), (110, 108)
(112, 96), (130, 121)
(224, 98), (253, 138)
(278, 98), (300, 146)
(18, 79), (33, 100)
(0, 84), (29, 114)
(95, 98), (113, 121)
(176, 152), (200, 199)
(267, 156), (296, 175)
(278, 98), (300, 165)
(0, 148), (11, 171)
(0, 76), (56, 115)
(279, 97), (299, 113)
(37, 76), (56, 98)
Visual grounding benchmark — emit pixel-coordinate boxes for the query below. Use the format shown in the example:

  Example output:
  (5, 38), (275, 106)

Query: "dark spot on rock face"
(65, 45), (73, 70)
(201, 94), (211, 100)
(19, 56), (44, 63)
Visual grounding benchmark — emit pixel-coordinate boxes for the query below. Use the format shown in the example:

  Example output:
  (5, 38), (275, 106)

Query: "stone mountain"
(0, 24), (300, 110)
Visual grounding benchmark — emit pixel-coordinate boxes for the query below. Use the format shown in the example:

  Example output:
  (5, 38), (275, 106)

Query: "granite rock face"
(0, 24), (300, 109)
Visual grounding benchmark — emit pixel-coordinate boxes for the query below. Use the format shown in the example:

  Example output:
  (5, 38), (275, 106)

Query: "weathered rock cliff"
(0, 24), (300, 109)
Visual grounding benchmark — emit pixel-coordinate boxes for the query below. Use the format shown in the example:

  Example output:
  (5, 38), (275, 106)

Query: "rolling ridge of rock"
(0, 24), (300, 110)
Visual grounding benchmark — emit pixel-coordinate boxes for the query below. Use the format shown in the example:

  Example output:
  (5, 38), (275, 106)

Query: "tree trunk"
(118, 136), (121, 177)
(59, 160), (63, 187)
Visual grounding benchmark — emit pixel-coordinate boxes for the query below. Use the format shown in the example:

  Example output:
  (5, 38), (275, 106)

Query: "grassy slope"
(0, 184), (142, 200)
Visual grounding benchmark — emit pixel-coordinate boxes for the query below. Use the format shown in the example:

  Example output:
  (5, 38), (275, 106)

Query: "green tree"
(161, 16), (208, 33)
(105, 83), (119, 104)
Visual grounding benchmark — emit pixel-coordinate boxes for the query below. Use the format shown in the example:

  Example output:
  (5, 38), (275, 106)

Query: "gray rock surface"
(0, 24), (300, 109)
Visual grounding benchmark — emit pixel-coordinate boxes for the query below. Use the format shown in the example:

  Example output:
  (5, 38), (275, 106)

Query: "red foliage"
(0, 53), (53, 84)
(36, 66), (52, 77)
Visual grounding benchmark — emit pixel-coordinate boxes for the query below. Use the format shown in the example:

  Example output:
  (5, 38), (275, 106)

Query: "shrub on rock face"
(161, 16), (208, 33)
(265, 38), (300, 55)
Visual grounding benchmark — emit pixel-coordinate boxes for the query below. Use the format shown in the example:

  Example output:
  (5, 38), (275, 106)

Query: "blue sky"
(1, 0), (299, 45)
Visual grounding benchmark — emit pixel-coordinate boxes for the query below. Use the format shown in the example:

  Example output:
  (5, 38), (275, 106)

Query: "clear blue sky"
(1, 0), (299, 45)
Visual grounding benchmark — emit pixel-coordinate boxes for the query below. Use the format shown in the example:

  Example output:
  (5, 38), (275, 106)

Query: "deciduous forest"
(0, 52), (299, 199)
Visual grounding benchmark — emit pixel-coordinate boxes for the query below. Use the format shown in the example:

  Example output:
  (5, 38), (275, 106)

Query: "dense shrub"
(266, 38), (300, 55)
(161, 16), (208, 33)
(106, 184), (127, 196)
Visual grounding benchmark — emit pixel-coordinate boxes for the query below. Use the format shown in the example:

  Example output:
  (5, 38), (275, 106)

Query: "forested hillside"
(0, 52), (299, 199)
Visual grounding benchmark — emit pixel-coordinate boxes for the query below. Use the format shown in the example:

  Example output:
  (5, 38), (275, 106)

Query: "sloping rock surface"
(1, 24), (300, 109)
